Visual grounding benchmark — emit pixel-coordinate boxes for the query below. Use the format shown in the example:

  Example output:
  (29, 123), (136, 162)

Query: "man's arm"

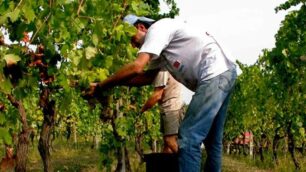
(97, 52), (151, 89)
(123, 69), (159, 87)
(141, 86), (164, 113)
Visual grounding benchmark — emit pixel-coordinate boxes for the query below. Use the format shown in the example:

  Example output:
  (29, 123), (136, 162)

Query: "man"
(89, 14), (237, 171)
(141, 70), (184, 153)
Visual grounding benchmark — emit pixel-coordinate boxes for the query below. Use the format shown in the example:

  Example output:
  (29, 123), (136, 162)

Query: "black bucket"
(144, 153), (179, 172)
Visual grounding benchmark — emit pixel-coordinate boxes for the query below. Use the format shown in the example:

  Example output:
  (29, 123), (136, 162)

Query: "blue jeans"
(178, 68), (237, 172)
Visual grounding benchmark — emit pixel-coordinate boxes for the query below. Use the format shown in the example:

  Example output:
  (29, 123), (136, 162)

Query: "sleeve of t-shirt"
(138, 19), (175, 60)
(152, 70), (169, 88)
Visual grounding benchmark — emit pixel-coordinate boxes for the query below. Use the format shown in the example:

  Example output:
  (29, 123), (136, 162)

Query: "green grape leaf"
(297, 122), (303, 127)
(85, 47), (97, 60)
(0, 114), (5, 125)
(0, 128), (12, 145)
(96, 68), (109, 81)
(0, 78), (13, 94)
(0, 15), (7, 25)
(13, 86), (27, 99)
(299, 128), (305, 137)
(69, 50), (82, 66)
(60, 27), (70, 40)
(60, 44), (69, 56)
(104, 56), (113, 68)
(22, 4), (35, 23)
(124, 24), (137, 36)
(58, 74), (69, 90)
(4, 54), (21, 64)
(8, 9), (20, 22)
(92, 34), (99, 46)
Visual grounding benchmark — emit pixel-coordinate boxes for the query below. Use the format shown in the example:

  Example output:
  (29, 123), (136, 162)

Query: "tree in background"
(225, 0), (305, 170)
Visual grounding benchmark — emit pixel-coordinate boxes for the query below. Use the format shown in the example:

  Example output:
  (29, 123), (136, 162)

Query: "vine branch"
(14, 0), (24, 11)
(7, 94), (29, 130)
(108, 0), (128, 41)
(77, 0), (85, 16)
(30, 12), (51, 44)
(112, 0), (128, 29)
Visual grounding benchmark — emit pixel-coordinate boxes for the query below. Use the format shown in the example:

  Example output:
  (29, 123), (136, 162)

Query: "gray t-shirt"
(139, 18), (236, 91)
(152, 70), (183, 113)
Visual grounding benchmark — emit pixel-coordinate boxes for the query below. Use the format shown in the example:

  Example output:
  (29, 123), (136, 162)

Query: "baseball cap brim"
(123, 14), (155, 25)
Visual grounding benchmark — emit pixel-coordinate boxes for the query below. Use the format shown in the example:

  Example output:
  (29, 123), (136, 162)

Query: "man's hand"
(82, 82), (111, 108)
(82, 82), (98, 98)
(82, 52), (152, 106)
(140, 86), (164, 114)
(140, 107), (146, 114)
(81, 83), (98, 108)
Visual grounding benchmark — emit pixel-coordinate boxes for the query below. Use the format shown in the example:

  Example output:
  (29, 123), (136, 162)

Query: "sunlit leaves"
(8, 9), (20, 23)
(68, 49), (83, 66)
(22, 3), (36, 23)
(115, 117), (128, 137)
(57, 73), (69, 90)
(85, 46), (97, 60)
(92, 34), (99, 46)
(0, 78), (13, 94)
(4, 54), (20, 65)
(71, 18), (86, 33)
(130, 1), (151, 15)
(103, 56), (113, 69)
(96, 68), (109, 81)
(123, 23), (137, 37)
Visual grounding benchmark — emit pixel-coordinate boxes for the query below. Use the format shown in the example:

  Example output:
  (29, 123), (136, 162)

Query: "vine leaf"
(4, 54), (21, 65)
(85, 46), (97, 60)
(8, 9), (20, 22)
(22, 4), (36, 23)
(0, 128), (12, 145)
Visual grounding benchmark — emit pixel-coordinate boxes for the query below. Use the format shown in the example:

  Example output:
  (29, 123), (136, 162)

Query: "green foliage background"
(225, 1), (305, 166)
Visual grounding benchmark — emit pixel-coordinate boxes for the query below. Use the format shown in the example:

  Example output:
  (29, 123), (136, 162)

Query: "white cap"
(123, 14), (155, 25)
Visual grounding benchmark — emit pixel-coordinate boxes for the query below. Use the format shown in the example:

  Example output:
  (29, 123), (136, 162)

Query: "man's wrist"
(97, 80), (111, 90)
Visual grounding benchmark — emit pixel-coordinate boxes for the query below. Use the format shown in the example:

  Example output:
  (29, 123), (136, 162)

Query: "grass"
(26, 139), (147, 172)
(27, 141), (100, 172)
(222, 155), (272, 172)
(1, 140), (305, 171)
(222, 151), (306, 172)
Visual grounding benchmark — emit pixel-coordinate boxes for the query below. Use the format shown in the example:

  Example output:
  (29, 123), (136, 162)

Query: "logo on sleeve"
(173, 60), (181, 69)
